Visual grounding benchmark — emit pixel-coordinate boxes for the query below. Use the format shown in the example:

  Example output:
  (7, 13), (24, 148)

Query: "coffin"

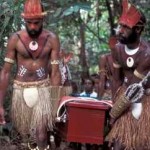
(56, 97), (111, 144)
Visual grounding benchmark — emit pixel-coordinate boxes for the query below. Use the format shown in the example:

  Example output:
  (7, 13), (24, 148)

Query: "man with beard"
(106, 0), (150, 150)
(0, 0), (61, 149)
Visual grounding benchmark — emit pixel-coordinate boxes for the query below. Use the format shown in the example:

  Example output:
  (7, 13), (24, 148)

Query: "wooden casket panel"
(57, 100), (110, 144)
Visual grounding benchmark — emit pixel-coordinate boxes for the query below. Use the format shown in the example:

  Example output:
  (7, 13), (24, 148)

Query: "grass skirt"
(51, 86), (72, 119)
(11, 79), (53, 136)
(106, 86), (150, 150)
(62, 86), (73, 96)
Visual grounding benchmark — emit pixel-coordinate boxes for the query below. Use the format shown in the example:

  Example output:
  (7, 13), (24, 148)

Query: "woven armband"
(4, 57), (15, 64)
(113, 62), (121, 68)
(51, 60), (60, 65)
(110, 95), (131, 120)
(134, 70), (145, 79)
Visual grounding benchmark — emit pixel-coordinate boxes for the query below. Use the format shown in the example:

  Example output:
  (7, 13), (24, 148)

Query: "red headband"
(119, 0), (142, 28)
(21, 0), (47, 19)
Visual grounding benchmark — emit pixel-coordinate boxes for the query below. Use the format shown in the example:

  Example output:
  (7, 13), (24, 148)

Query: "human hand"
(0, 107), (6, 125)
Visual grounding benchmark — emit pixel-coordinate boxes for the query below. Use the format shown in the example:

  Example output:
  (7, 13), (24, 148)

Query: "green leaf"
(54, 8), (62, 17)
(61, 2), (91, 17)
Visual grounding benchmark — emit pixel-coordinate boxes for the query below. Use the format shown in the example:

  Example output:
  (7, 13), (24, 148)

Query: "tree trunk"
(79, 22), (89, 79)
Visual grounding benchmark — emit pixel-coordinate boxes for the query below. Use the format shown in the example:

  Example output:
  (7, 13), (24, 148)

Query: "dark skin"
(110, 23), (150, 150)
(82, 79), (95, 94)
(0, 18), (61, 149)
(98, 53), (114, 100)
(112, 24), (150, 91)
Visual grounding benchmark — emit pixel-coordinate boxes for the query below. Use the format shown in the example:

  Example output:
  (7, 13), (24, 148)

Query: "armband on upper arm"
(113, 62), (121, 68)
(134, 70), (145, 79)
(4, 57), (15, 64)
(51, 60), (60, 65)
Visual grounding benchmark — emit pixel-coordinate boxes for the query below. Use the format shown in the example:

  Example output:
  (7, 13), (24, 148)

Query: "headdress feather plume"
(119, 0), (143, 28)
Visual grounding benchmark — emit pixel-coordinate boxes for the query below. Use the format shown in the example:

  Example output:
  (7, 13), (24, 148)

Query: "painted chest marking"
(36, 67), (45, 78)
(18, 65), (27, 77)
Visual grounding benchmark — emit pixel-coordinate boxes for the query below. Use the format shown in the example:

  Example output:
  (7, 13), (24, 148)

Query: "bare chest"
(16, 34), (51, 60)
(118, 48), (142, 69)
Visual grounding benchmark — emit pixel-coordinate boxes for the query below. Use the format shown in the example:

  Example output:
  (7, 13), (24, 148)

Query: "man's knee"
(36, 129), (47, 142)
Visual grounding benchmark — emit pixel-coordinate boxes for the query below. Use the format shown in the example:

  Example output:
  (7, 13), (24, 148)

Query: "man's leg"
(113, 140), (125, 150)
(36, 123), (49, 150)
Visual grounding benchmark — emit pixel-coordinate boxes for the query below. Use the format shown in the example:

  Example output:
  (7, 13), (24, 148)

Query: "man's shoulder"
(9, 30), (25, 39)
(140, 39), (150, 52)
(8, 30), (23, 42)
(43, 29), (58, 38)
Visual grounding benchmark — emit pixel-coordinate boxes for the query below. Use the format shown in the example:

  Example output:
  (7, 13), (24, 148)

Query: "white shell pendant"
(126, 57), (134, 67)
(29, 41), (38, 51)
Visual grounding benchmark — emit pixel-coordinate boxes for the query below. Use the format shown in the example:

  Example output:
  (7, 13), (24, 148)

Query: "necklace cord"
(16, 33), (49, 60)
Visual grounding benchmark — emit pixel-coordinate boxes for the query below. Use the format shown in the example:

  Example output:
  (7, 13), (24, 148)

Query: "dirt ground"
(0, 137), (104, 150)
(0, 141), (106, 150)
(0, 126), (106, 150)
(0, 141), (87, 150)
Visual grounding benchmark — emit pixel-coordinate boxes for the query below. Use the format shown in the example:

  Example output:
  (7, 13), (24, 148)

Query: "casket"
(56, 97), (111, 144)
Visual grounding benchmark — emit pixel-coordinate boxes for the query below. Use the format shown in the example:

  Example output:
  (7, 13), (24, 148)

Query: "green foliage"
(0, 0), (149, 139)
(0, 0), (23, 42)
(0, 0), (150, 77)
(61, 2), (91, 17)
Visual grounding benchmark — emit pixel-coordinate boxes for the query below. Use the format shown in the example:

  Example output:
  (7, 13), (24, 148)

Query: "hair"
(82, 77), (95, 86)
(41, 3), (45, 12)
(90, 73), (99, 79)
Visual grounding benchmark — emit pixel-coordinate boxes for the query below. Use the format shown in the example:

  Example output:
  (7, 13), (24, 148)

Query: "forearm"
(111, 67), (122, 95)
(0, 92), (5, 107)
(0, 77), (8, 107)
(98, 81), (105, 98)
(110, 94), (131, 121)
(51, 70), (61, 86)
(0, 73), (10, 107)
(0, 91), (8, 107)
(112, 79), (122, 96)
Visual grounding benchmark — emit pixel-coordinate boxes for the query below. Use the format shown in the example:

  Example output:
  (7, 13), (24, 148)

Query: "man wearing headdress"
(106, 0), (150, 150)
(0, 0), (61, 149)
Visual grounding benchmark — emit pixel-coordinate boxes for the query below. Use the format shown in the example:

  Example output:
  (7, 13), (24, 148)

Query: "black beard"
(118, 29), (138, 45)
(26, 25), (43, 38)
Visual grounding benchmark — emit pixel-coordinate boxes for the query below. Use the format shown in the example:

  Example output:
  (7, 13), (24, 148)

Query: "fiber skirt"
(106, 86), (150, 150)
(11, 79), (53, 136)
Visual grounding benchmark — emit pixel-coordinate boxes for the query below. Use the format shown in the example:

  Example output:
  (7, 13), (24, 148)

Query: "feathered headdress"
(21, 0), (47, 19)
(119, 0), (143, 28)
